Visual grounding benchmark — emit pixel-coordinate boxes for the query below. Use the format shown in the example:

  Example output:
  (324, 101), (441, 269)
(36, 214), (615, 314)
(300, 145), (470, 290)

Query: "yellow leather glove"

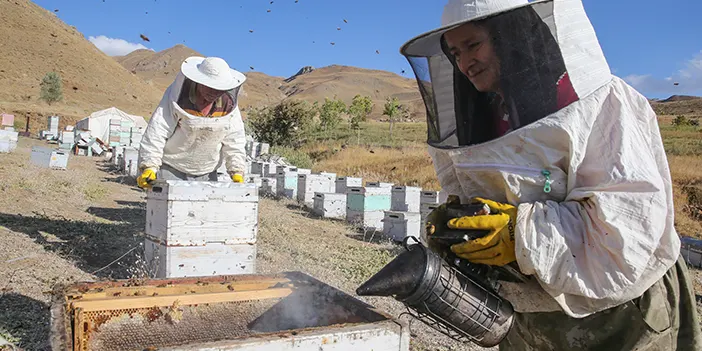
(424, 194), (462, 253)
(137, 168), (157, 189)
(448, 197), (517, 266)
(231, 173), (244, 183)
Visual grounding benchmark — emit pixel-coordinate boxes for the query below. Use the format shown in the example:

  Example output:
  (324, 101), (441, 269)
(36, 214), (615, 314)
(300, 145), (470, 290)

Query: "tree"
(246, 100), (316, 148)
(40, 72), (63, 105)
(319, 96), (347, 133)
(383, 97), (400, 138)
(348, 95), (373, 144)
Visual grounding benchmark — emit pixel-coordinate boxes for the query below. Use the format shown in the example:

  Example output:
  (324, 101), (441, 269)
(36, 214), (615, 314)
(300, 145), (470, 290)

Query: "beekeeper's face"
(196, 84), (226, 104)
(444, 22), (500, 93)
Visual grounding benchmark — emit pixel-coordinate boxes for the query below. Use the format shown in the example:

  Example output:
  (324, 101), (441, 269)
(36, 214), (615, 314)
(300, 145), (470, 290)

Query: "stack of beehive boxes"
(121, 147), (139, 177)
(297, 172), (336, 207)
(47, 116), (59, 138)
(312, 176), (363, 219)
(346, 183), (393, 232)
(144, 181), (258, 278)
(383, 186), (422, 242)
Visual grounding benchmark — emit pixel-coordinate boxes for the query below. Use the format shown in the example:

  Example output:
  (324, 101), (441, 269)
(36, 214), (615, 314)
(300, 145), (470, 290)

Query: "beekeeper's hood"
(401, 0), (612, 148)
(171, 56), (246, 109)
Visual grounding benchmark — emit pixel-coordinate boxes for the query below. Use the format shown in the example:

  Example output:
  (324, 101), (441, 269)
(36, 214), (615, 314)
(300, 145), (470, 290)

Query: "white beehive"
(121, 147), (139, 172)
(259, 142), (270, 156)
(246, 175), (263, 188)
(144, 239), (256, 278)
(276, 168), (299, 199)
(420, 203), (440, 225)
(297, 173), (336, 206)
(335, 176), (362, 194)
(250, 161), (265, 176)
(145, 181), (259, 246)
(263, 163), (276, 177)
(420, 190), (440, 204)
(30, 146), (69, 169)
(260, 177), (277, 196)
(0, 130), (18, 153)
(312, 192), (346, 219)
(383, 211), (422, 242)
(346, 186), (392, 231)
(367, 181), (394, 188)
(391, 186), (422, 212)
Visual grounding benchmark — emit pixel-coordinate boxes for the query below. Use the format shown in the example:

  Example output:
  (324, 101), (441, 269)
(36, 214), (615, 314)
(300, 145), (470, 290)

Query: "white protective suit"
(404, 0), (681, 318)
(139, 72), (248, 176)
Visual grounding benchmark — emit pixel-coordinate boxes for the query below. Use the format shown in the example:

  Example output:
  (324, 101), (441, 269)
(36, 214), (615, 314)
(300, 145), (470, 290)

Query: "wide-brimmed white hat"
(180, 56), (246, 91)
(401, 0), (551, 57)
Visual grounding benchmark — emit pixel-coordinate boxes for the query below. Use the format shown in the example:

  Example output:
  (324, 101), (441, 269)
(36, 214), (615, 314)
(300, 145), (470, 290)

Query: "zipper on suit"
(455, 163), (553, 193)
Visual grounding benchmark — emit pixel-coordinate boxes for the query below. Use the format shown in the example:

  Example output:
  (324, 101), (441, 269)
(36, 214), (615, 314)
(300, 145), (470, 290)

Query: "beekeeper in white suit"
(409, 0), (701, 348)
(137, 56), (247, 188)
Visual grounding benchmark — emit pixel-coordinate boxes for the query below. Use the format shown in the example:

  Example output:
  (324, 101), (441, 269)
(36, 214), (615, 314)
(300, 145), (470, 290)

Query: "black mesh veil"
(403, 2), (577, 148)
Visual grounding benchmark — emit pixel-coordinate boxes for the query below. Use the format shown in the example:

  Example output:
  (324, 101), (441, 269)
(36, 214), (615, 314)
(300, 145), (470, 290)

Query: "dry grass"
(312, 145), (440, 190)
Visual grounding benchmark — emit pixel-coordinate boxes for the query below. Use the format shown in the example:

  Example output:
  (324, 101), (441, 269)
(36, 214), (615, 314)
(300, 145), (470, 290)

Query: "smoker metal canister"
(357, 237), (514, 347)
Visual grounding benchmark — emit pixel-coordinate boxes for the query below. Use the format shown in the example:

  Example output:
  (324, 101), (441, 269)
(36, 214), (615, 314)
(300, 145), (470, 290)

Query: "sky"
(34, 0), (702, 99)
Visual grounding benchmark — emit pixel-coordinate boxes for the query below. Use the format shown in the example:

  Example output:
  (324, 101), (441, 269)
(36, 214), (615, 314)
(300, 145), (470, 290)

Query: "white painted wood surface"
(391, 186), (422, 212)
(366, 181), (394, 188)
(146, 181), (259, 246)
(159, 321), (409, 351)
(383, 211), (422, 242)
(297, 174), (336, 206)
(276, 170), (299, 199)
(346, 209), (385, 232)
(260, 177), (277, 196)
(30, 146), (69, 169)
(420, 190), (440, 204)
(335, 176), (362, 194)
(144, 239), (256, 278)
(313, 192), (346, 219)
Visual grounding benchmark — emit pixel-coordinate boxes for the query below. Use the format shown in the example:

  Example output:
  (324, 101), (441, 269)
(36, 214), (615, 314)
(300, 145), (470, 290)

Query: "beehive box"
(391, 186), (422, 212)
(682, 237), (702, 268)
(50, 273), (409, 351)
(262, 163), (276, 177)
(313, 192), (346, 219)
(30, 146), (69, 169)
(346, 186), (392, 231)
(297, 173), (336, 207)
(366, 181), (394, 188)
(276, 169), (299, 199)
(335, 176), (362, 194)
(420, 190), (440, 204)
(420, 203), (439, 225)
(250, 162), (265, 176)
(145, 181), (258, 246)
(111, 146), (124, 166)
(144, 239), (256, 278)
(0, 130), (18, 153)
(120, 147), (139, 172)
(383, 211), (422, 242)
(260, 177), (277, 196)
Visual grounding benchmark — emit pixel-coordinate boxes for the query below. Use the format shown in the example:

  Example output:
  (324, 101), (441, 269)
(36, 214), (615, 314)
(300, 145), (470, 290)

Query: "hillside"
(652, 95), (702, 117)
(115, 45), (288, 109)
(0, 0), (163, 130)
(279, 65), (424, 120)
(116, 47), (423, 119)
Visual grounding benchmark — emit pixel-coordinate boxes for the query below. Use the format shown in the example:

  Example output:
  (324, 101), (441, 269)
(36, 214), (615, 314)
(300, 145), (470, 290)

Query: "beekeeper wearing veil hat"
(406, 0), (701, 348)
(137, 56), (248, 188)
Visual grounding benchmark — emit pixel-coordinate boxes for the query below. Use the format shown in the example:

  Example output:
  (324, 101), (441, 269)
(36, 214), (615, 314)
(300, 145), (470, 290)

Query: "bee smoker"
(356, 204), (516, 347)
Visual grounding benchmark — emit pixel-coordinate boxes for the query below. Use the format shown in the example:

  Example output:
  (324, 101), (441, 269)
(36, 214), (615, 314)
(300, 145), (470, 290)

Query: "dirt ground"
(0, 137), (701, 351)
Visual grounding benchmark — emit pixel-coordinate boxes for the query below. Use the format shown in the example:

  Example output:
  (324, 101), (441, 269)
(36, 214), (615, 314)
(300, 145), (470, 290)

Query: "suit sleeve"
(221, 107), (247, 174)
